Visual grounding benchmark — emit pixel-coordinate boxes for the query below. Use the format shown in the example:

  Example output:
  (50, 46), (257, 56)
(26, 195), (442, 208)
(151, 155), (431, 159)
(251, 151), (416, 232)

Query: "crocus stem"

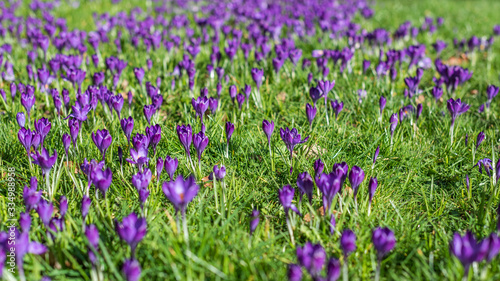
(182, 211), (189, 244)
(354, 197), (358, 214)
(105, 195), (112, 225)
(226, 141), (229, 158)
(325, 99), (330, 126)
(213, 179), (219, 209)
(286, 216), (295, 245)
(375, 259), (381, 281)
(176, 213), (181, 235)
(268, 142), (274, 172)
(368, 201), (372, 216)
(450, 124), (455, 145)
(343, 257), (349, 281)
(45, 172), (52, 201)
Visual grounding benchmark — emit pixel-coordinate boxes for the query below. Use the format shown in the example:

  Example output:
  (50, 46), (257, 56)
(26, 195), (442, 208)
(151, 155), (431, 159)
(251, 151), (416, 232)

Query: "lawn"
(1, 0), (500, 280)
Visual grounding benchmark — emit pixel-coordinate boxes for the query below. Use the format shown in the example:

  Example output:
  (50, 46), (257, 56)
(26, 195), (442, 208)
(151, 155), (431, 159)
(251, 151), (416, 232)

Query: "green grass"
(1, 0), (500, 280)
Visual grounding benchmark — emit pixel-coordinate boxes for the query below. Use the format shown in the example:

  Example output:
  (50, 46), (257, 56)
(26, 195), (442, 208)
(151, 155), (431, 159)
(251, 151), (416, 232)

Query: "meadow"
(1, 0), (500, 280)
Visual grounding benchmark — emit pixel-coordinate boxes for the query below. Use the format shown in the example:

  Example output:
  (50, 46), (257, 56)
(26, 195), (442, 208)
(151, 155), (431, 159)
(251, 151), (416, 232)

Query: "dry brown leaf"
(277, 92), (287, 102)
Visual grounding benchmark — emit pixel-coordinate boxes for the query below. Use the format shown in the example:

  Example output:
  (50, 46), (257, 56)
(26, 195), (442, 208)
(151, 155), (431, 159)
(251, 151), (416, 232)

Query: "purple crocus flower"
(379, 96), (386, 118)
(133, 68), (145, 86)
(251, 68), (264, 90)
(174, 124), (193, 159)
(21, 89), (36, 122)
(34, 118), (51, 147)
(131, 169), (152, 190)
(156, 157), (164, 181)
(13, 230), (47, 280)
(115, 212), (147, 257)
(262, 120), (275, 145)
(373, 227), (396, 259)
(193, 131), (209, 164)
(31, 147), (57, 176)
(213, 165), (226, 181)
(16, 112), (26, 128)
(280, 127), (309, 164)
(340, 229), (357, 257)
(316, 172), (342, 214)
(309, 87), (323, 106)
(82, 195), (91, 220)
(146, 124), (161, 156)
(250, 209), (259, 235)
(373, 146), (380, 168)
(278, 185), (301, 218)
(120, 117), (134, 145)
(127, 144), (149, 172)
(62, 134), (71, 156)
(390, 113), (398, 142)
(331, 100), (344, 119)
(447, 98), (470, 133)
(486, 85), (499, 107)
(162, 174), (200, 242)
(348, 165), (365, 202)
(209, 97), (218, 115)
(225, 122), (235, 145)
(288, 264), (302, 281)
(92, 129), (112, 161)
(296, 242), (326, 279)
(68, 119), (80, 150)
(229, 85), (237, 104)
(192, 96), (209, 124)
(143, 104), (156, 125)
(85, 224), (99, 265)
(23, 177), (41, 211)
(122, 259), (142, 281)
(476, 132), (485, 149)
(36, 199), (53, 226)
(236, 93), (245, 110)
(475, 158), (493, 177)
(314, 159), (325, 178)
(297, 172), (314, 204)
(306, 103), (317, 128)
(363, 60), (371, 74)
(164, 156), (178, 180)
(326, 258), (341, 281)
(92, 165), (112, 196)
(449, 231), (488, 276)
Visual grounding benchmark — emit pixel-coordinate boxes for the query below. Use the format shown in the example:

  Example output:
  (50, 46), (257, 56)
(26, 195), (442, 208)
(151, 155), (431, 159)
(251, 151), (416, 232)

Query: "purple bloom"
(278, 185), (301, 217)
(92, 129), (112, 161)
(379, 96), (386, 116)
(326, 258), (341, 281)
(225, 122), (235, 144)
(36, 199), (53, 226)
(372, 227), (396, 259)
(348, 166), (365, 200)
(131, 169), (152, 190)
(23, 177), (41, 211)
(213, 165), (226, 181)
(34, 118), (51, 147)
(306, 103), (317, 128)
(177, 124), (193, 158)
(120, 117), (134, 145)
(115, 213), (147, 256)
(69, 119), (80, 149)
(363, 60), (371, 74)
(85, 224), (99, 264)
(486, 85), (499, 107)
(143, 104), (156, 125)
(476, 132), (485, 149)
(209, 97), (218, 115)
(475, 158), (493, 177)
(296, 242), (325, 278)
(250, 209), (259, 235)
(280, 127), (309, 161)
(62, 134), (71, 156)
(288, 264), (302, 281)
(193, 131), (209, 164)
(447, 98), (470, 126)
(122, 259), (142, 281)
(373, 146), (380, 166)
(251, 68), (264, 90)
(262, 120), (275, 145)
(145, 124), (161, 156)
(297, 172), (314, 204)
(16, 112), (25, 127)
(314, 159), (325, 178)
(316, 172), (342, 214)
(164, 156), (178, 180)
(340, 229), (357, 256)
(134, 68), (145, 86)
(309, 87), (323, 106)
(81, 195), (91, 220)
(31, 148), (57, 176)
(368, 177), (378, 204)
(92, 166), (113, 196)
(192, 96), (209, 123)
(450, 231), (488, 274)
(331, 100), (344, 119)
(390, 114), (398, 138)
(162, 175), (199, 214)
